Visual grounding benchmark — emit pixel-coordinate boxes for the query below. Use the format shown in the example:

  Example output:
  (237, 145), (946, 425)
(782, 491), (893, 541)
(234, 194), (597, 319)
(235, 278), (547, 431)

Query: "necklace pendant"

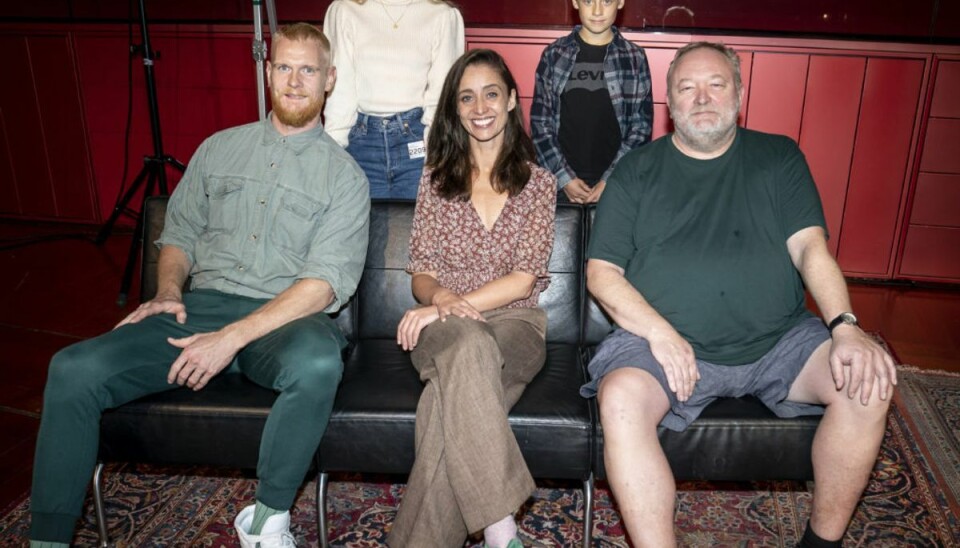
(393, 22), (398, 28)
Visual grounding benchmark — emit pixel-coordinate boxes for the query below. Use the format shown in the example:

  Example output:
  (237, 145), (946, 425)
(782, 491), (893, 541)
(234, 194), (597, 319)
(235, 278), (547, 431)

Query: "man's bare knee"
(597, 368), (669, 430)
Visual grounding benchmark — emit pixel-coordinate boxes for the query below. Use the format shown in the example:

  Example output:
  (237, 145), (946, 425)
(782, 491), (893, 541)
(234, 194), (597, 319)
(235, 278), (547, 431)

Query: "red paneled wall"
(0, 31), (98, 221)
(898, 58), (960, 282)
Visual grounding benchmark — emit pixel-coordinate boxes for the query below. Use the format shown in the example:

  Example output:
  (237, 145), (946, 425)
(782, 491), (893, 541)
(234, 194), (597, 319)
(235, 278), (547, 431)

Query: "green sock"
(249, 500), (284, 535)
(30, 542), (70, 548)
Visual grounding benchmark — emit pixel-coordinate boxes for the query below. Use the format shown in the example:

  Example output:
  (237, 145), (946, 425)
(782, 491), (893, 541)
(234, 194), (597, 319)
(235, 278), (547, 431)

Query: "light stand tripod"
(252, 0), (278, 120)
(96, 0), (185, 307)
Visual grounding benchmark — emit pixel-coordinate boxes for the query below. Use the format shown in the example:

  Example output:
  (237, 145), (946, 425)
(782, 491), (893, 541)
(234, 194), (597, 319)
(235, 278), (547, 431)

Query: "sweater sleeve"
(422, 6), (465, 135)
(322, 1), (359, 147)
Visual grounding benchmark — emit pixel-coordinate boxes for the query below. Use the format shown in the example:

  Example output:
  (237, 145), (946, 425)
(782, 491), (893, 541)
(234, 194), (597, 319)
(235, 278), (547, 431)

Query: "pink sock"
(483, 514), (518, 547)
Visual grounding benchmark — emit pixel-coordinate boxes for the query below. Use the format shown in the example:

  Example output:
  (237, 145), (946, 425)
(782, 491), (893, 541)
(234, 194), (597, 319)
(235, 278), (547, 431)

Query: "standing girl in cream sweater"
(323, 0), (464, 199)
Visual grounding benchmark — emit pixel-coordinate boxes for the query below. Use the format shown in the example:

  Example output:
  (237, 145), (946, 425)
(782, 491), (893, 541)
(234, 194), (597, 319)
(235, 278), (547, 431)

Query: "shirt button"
(270, 163), (277, 168)
(238, 265), (245, 271)
(251, 234), (258, 241)
(259, 199), (266, 205)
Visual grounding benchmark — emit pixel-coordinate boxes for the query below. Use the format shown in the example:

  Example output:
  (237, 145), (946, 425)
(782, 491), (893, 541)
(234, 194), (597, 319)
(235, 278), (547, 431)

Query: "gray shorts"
(580, 316), (830, 432)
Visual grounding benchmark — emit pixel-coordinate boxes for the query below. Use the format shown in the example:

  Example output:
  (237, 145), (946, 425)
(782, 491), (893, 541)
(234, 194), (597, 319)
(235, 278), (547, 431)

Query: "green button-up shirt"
(157, 116), (370, 312)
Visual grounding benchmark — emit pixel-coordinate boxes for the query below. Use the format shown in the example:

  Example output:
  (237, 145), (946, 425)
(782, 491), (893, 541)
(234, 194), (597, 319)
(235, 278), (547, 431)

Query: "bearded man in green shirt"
(29, 23), (368, 548)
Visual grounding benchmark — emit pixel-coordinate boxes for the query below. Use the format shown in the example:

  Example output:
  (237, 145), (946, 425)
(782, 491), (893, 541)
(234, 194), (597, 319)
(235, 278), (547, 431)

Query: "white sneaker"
(234, 504), (297, 548)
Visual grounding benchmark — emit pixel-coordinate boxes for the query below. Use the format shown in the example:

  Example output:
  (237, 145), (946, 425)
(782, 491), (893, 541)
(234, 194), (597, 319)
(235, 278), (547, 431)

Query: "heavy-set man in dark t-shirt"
(581, 42), (896, 548)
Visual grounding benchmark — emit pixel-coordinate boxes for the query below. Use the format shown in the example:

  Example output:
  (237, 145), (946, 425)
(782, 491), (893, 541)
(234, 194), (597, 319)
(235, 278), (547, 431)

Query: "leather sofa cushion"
(318, 340), (593, 479)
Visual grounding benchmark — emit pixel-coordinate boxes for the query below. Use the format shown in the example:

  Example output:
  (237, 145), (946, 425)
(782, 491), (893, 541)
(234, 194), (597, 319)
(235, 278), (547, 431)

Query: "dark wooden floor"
(1, 221), (958, 517)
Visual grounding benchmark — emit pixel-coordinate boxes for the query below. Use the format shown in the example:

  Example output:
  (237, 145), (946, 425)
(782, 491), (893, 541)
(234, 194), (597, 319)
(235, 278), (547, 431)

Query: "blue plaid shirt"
(531, 27), (653, 188)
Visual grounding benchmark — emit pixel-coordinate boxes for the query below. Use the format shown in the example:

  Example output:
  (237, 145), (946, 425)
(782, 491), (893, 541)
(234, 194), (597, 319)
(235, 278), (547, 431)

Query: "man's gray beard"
(673, 121), (737, 154)
(669, 98), (741, 155)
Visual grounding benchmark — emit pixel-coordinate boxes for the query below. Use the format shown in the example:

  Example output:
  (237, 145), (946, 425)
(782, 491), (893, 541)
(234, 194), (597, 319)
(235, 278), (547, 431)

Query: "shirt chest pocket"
(273, 194), (323, 254)
(206, 179), (244, 232)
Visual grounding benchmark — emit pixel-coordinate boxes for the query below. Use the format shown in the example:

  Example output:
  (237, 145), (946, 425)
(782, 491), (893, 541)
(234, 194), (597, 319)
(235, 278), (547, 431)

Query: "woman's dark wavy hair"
(426, 48), (535, 200)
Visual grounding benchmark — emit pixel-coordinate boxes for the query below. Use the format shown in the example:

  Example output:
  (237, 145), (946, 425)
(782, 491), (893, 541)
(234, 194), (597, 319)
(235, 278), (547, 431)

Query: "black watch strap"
(827, 312), (858, 333)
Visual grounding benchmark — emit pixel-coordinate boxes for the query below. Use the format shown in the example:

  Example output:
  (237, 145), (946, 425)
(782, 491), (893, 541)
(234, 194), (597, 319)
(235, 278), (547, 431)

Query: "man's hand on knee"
(114, 293), (187, 329)
(647, 325), (699, 402)
(166, 329), (242, 391)
(828, 325), (897, 405)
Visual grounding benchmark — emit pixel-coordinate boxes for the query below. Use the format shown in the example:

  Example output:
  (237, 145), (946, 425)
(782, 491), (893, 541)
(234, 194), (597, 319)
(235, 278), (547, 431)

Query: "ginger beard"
(271, 85), (324, 129)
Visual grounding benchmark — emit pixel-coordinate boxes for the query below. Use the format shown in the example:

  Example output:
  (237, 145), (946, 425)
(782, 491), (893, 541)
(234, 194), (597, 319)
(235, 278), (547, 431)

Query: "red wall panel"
(930, 60), (960, 118)
(0, 35), (58, 219)
(30, 35), (99, 221)
(911, 173), (960, 227)
(798, 55), (865, 256)
(652, 104), (671, 140)
(645, 47), (676, 104)
(745, 53), (807, 140)
(736, 52), (753, 125)
(900, 226), (960, 280)
(920, 118), (960, 173)
(839, 58), (923, 276)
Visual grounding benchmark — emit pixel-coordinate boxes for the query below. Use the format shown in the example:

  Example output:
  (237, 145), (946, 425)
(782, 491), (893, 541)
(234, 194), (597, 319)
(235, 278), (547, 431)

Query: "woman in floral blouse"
(390, 49), (557, 548)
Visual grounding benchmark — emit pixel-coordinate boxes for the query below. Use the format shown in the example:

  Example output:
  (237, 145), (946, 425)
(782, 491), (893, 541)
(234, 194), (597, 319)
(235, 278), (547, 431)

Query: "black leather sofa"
(93, 196), (820, 547)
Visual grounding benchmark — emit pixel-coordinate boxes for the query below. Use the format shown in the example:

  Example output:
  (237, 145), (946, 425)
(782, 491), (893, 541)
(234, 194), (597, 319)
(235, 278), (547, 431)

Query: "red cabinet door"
(798, 55), (866, 257)
(839, 58), (924, 277)
(745, 52), (808, 141)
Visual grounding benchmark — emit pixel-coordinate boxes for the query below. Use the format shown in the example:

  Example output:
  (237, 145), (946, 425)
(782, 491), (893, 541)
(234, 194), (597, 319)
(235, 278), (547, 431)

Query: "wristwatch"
(827, 312), (859, 333)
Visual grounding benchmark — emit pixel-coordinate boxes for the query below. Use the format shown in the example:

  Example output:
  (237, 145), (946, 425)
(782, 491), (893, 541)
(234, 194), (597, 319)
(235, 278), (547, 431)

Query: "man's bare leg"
(598, 368), (676, 547)
(787, 342), (891, 541)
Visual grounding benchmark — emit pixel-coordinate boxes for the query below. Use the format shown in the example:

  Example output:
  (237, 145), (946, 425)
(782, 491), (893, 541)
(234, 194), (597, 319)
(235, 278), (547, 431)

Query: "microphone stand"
(96, 0), (185, 306)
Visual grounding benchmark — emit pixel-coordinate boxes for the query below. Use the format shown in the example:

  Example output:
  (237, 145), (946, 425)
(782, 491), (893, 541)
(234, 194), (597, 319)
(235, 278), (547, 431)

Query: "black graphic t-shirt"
(559, 33), (621, 185)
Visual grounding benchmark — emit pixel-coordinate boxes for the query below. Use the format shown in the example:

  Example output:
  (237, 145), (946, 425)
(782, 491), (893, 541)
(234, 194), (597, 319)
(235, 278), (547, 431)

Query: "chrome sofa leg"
(92, 462), (112, 547)
(318, 472), (330, 548)
(582, 472), (594, 548)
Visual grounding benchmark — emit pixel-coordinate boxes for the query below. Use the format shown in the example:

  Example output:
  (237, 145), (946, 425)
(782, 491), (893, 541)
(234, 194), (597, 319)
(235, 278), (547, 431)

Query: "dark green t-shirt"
(588, 128), (827, 365)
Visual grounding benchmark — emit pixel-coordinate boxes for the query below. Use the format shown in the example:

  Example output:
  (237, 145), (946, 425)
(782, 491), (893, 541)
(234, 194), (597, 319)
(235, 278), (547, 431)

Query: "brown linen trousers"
(388, 307), (548, 546)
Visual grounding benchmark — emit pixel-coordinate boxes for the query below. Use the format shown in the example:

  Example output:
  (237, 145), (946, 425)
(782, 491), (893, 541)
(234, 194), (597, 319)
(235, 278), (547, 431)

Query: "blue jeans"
(346, 107), (426, 200)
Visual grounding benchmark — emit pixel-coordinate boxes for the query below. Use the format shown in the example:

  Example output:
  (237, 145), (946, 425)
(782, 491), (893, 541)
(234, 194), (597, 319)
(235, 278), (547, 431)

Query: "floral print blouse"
(407, 163), (557, 309)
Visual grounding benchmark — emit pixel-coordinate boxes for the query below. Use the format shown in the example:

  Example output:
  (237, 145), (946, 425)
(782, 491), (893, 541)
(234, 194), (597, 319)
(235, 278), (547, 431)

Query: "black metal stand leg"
(95, 164), (151, 245)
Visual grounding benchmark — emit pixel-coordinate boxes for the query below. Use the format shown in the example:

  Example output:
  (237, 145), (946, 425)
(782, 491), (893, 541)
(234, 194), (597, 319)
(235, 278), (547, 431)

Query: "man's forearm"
(221, 278), (336, 348)
(155, 246), (193, 299)
(788, 228), (853, 322)
(586, 259), (674, 339)
(800, 248), (853, 323)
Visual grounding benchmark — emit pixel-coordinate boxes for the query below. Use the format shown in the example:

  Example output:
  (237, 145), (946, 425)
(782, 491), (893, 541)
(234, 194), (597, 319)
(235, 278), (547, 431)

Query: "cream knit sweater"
(322, 0), (465, 146)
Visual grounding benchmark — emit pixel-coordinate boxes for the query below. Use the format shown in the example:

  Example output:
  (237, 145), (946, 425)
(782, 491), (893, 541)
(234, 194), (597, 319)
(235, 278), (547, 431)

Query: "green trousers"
(29, 289), (346, 543)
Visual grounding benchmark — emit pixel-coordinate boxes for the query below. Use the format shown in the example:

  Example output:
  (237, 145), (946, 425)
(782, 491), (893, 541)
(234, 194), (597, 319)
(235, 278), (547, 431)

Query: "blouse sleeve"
(322, 1), (359, 147)
(406, 172), (443, 274)
(512, 168), (557, 278)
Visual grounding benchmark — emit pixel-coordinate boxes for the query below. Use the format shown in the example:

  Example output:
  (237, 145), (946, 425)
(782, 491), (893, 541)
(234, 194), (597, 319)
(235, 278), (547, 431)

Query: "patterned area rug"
(1, 368), (957, 547)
